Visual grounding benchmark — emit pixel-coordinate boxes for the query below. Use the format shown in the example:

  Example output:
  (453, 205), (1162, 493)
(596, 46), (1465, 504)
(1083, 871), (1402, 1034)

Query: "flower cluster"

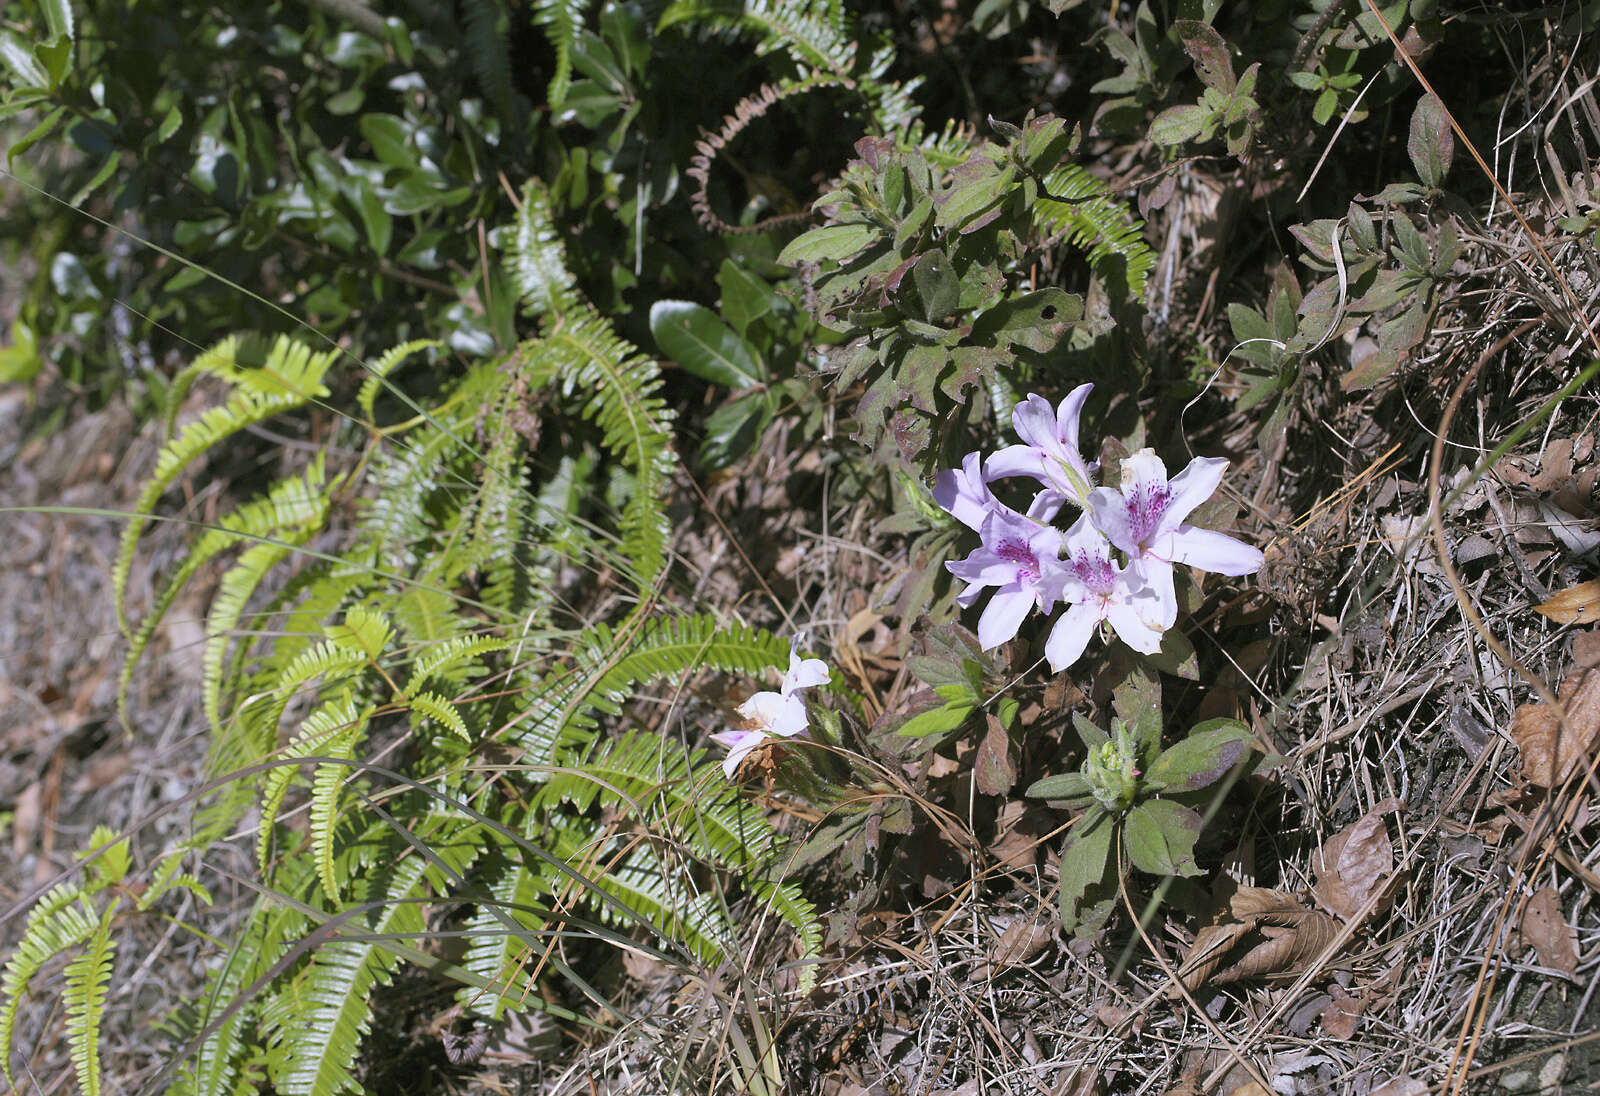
(934, 385), (1263, 672)
(713, 642), (829, 779)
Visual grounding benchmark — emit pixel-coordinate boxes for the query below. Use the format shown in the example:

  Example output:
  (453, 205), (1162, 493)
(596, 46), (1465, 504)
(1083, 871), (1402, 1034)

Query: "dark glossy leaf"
(717, 260), (781, 337)
(1125, 800), (1202, 876)
(700, 389), (770, 467)
(359, 113), (416, 170)
(649, 300), (763, 388)
(558, 79), (622, 127)
(0, 31), (49, 89)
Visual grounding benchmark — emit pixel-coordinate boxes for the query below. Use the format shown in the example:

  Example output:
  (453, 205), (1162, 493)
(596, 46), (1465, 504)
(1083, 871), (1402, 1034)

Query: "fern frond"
(507, 179), (577, 317)
(660, 0), (857, 75)
(460, 854), (550, 1020)
(526, 306), (674, 586)
(63, 910), (117, 1096)
(258, 695), (372, 878)
(1033, 163), (1155, 297)
(533, 0), (590, 109)
(0, 889), (97, 1088)
(264, 856), (428, 1096)
(310, 720), (365, 903)
(752, 878), (820, 992)
(463, 0), (516, 122)
(114, 335), (339, 635)
(408, 691), (472, 744)
(122, 458), (331, 731)
(176, 895), (310, 1096)
(357, 339), (438, 423)
(408, 634), (510, 690)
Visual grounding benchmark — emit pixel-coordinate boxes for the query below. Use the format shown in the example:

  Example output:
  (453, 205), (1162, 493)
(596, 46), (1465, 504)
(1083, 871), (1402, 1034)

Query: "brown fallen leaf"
(1510, 668), (1600, 787)
(1320, 984), (1365, 1039)
(1521, 886), (1578, 977)
(1575, 628), (1600, 670)
(1312, 802), (1399, 920)
(1534, 580), (1600, 624)
(1176, 887), (1341, 992)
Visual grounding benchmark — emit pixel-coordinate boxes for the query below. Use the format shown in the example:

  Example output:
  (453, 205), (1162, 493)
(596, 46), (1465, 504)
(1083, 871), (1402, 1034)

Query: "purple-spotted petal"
(1045, 601), (1101, 671)
(946, 547), (1024, 589)
(1169, 526), (1264, 576)
(977, 586), (1035, 650)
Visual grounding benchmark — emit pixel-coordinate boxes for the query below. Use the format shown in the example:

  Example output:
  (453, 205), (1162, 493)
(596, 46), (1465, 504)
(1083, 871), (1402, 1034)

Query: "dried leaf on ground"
(1534, 580), (1600, 624)
(1510, 668), (1600, 787)
(1176, 887), (1341, 991)
(1312, 801), (1399, 920)
(985, 913), (1055, 972)
(1369, 1079), (1428, 1096)
(1521, 886), (1578, 976)
(1575, 628), (1600, 669)
(1320, 984), (1365, 1038)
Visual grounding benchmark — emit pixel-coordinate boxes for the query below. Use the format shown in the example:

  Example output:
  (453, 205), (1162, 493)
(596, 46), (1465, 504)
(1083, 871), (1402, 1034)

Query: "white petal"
(1171, 526), (1264, 576)
(738, 690), (807, 736)
(1164, 456), (1228, 529)
(717, 729), (765, 779)
(1126, 556), (1178, 630)
(782, 653), (831, 694)
(1086, 487), (1136, 555)
(1105, 598), (1166, 654)
(1045, 601), (1100, 671)
(977, 587), (1034, 649)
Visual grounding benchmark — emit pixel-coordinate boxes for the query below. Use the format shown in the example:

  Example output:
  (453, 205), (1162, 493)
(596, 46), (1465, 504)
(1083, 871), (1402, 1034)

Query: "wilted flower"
(1044, 514), (1167, 670)
(986, 385), (1099, 508)
(714, 644), (830, 779)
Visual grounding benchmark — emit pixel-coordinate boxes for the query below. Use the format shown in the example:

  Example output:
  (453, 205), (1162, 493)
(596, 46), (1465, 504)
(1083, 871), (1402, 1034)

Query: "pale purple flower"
(986, 386), (1100, 508)
(946, 505), (1067, 651)
(1044, 514), (1168, 670)
(714, 645), (830, 779)
(1087, 450), (1264, 628)
(935, 450), (1064, 532)
(932, 451), (998, 532)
